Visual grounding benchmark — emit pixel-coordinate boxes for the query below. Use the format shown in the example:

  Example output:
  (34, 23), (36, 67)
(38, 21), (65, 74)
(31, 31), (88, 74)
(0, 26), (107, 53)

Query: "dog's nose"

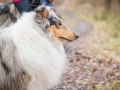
(75, 34), (79, 39)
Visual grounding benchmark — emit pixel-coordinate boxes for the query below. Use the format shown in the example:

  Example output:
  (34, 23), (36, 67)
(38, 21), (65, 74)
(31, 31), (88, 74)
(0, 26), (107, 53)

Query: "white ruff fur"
(0, 10), (66, 90)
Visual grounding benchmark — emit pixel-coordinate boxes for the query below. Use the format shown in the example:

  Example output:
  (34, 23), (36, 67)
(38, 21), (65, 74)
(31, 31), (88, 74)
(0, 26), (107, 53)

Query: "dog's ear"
(35, 6), (49, 19)
(51, 7), (55, 12)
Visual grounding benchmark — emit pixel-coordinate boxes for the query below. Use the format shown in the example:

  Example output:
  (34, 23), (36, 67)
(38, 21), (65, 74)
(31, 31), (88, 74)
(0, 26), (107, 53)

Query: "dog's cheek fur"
(0, 34), (31, 90)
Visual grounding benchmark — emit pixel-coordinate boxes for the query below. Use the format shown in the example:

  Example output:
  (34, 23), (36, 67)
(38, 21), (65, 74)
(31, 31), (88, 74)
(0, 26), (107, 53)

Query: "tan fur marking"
(37, 13), (42, 19)
(58, 20), (62, 25)
(28, 76), (32, 83)
(36, 8), (49, 19)
(47, 25), (75, 41)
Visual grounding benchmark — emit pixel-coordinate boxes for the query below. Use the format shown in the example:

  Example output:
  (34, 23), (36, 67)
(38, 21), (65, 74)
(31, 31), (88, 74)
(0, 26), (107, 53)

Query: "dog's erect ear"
(35, 6), (49, 19)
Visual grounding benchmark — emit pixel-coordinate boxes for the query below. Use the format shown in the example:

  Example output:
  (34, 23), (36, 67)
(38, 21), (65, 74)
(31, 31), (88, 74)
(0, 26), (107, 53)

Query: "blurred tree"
(118, 0), (120, 5)
(105, 0), (120, 11)
(105, 0), (112, 10)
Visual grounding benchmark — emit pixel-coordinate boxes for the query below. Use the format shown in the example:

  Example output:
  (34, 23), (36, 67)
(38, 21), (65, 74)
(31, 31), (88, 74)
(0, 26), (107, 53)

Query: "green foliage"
(111, 81), (120, 90)
(94, 11), (120, 38)
(110, 17), (120, 38)
(93, 11), (120, 54)
(93, 84), (103, 90)
(94, 11), (108, 21)
(107, 81), (120, 90)
(92, 82), (120, 90)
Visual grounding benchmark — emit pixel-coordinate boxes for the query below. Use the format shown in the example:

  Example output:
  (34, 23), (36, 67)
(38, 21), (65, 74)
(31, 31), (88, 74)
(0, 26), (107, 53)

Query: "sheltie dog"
(0, 6), (79, 90)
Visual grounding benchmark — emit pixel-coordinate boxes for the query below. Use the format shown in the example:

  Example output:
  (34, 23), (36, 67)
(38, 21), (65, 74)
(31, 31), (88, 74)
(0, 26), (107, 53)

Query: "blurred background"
(1, 0), (120, 90)
(54, 1), (120, 90)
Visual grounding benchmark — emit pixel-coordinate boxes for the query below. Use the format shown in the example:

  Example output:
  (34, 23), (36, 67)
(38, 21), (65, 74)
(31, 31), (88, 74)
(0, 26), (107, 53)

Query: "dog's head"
(35, 6), (79, 42)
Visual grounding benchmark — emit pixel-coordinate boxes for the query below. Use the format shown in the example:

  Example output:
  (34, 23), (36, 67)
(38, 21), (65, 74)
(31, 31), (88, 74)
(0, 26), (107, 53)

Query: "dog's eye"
(58, 22), (62, 26)
(57, 22), (62, 27)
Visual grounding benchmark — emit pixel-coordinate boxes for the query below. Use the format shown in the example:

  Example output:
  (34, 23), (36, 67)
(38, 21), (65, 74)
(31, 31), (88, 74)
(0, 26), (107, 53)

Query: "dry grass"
(70, 0), (120, 62)
(69, 1), (120, 89)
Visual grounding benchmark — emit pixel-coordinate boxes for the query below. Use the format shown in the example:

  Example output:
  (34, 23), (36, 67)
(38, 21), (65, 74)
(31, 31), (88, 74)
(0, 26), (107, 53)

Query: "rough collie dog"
(0, 6), (79, 90)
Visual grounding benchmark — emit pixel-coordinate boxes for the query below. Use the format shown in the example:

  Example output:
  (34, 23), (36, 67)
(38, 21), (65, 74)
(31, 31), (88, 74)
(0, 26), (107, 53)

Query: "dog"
(0, 6), (79, 90)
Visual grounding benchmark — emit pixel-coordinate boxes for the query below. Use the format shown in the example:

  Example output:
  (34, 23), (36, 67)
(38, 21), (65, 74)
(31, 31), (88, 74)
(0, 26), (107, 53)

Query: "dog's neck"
(33, 25), (65, 57)
(18, 12), (66, 58)
(23, 15), (64, 57)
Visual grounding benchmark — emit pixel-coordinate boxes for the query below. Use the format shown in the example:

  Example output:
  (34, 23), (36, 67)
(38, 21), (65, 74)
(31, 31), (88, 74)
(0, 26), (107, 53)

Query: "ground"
(51, 1), (120, 90)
